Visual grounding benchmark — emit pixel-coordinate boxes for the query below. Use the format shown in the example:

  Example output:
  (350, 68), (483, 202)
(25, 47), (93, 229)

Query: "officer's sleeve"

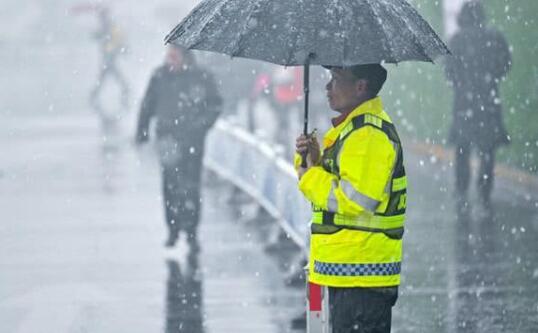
(298, 165), (338, 210)
(299, 126), (395, 216)
(294, 153), (304, 171)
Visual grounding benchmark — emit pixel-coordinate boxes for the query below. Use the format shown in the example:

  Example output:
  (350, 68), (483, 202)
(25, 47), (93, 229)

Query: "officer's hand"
(295, 134), (310, 155)
(297, 167), (307, 180)
(307, 134), (321, 167)
(295, 132), (320, 167)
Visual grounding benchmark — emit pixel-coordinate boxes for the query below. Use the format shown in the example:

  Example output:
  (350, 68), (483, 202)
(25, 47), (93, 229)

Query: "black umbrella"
(165, 0), (449, 136)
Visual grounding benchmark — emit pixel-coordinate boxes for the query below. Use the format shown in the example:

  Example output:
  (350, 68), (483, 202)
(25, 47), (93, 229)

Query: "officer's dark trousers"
(455, 145), (495, 203)
(161, 154), (202, 243)
(329, 287), (397, 333)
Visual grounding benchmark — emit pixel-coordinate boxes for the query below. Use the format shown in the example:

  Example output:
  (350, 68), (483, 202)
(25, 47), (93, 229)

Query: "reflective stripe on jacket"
(297, 97), (406, 288)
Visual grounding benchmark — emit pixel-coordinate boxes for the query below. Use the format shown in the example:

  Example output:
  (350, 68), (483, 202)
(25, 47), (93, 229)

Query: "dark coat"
(445, 23), (511, 150)
(136, 65), (222, 150)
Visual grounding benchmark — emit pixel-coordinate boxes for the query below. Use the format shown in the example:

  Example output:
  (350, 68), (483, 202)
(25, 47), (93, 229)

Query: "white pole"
(306, 269), (331, 333)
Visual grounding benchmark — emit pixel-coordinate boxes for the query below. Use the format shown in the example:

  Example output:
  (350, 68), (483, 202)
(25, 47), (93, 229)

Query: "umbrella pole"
(301, 61), (310, 168)
(303, 63), (310, 135)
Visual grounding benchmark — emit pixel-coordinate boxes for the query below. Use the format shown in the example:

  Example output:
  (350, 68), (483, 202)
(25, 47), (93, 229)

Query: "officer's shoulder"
(343, 127), (395, 158)
(353, 123), (384, 136)
(346, 120), (394, 143)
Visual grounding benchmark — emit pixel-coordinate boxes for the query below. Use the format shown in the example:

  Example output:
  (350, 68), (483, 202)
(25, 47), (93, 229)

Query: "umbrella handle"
(303, 62), (310, 136)
(301, 59), (310, 168)
(301, 53), (314, 168)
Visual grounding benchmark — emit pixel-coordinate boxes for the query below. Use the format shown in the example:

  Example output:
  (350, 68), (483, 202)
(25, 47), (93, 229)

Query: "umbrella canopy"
(165, 0), (449, 66)
(165, 0), (449, 148)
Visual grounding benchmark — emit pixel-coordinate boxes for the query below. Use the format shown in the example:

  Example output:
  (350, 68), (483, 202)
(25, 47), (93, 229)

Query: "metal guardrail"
(204, 118), (310, 253)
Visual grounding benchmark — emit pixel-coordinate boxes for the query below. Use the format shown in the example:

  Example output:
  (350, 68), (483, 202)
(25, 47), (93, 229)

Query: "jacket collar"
(324, 97), (386, 148)
(331, 97), (384, 127)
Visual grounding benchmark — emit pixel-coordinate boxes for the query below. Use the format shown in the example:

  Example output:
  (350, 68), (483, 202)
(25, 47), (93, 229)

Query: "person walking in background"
(135, 45), (222, 248)
(295, 64), (406, 332)
(89, 6), (130, 114)
(445, 1), (512, 211)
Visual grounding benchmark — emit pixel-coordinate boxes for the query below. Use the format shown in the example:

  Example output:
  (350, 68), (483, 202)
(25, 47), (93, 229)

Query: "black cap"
(324, 64), (388, 96)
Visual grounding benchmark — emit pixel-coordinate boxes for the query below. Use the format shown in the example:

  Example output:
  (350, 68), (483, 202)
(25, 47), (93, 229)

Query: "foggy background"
(2, 0), (537, 170)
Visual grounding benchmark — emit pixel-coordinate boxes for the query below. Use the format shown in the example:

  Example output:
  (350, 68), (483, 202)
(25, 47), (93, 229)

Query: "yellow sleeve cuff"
(298, 166), (337, 210)
(294, 153), (303, 172)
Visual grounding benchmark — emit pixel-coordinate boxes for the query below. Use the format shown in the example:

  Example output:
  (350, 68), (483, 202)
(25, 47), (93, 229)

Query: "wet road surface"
(2, 113), (538, 332)
(0, 114), (303, 333)
(394, 146), (538, 332)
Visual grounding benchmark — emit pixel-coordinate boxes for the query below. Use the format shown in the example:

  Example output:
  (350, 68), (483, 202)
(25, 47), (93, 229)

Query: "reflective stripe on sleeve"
(340, 180), (381, 212)
(327, 180), (339, 213)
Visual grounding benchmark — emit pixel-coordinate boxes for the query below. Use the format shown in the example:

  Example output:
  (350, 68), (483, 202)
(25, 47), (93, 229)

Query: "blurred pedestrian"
(295, 64), (406, 332)
(445, 1), (512, 209)
(89, 7), (130, 114)
(135, 45), (222, 248)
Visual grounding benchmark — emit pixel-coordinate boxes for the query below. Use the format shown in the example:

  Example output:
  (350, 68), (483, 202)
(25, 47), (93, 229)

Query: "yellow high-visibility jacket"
(297, 97), (407, 288)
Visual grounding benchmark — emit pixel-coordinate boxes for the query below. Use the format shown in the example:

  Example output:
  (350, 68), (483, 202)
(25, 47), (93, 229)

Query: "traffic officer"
(295, 64), (406, 332)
